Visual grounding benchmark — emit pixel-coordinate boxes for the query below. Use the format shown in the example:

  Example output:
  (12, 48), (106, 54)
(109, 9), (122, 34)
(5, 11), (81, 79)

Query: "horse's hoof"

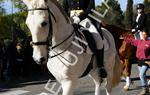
(123, 85), (129, 91)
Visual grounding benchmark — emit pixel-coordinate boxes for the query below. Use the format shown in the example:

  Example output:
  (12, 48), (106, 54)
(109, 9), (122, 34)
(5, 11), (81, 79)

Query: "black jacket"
(132, 12), (147, 31)
(62, 0), (95, 21)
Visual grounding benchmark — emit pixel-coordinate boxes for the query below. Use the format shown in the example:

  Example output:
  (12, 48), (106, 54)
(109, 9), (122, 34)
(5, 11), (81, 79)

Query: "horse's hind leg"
(123, 59), (132, 91)
(89, 71), (101, 95)
(61, 79), (77, 95)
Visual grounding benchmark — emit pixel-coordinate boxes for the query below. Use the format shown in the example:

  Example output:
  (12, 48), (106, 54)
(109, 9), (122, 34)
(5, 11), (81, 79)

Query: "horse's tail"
(112, 53), (123, 87)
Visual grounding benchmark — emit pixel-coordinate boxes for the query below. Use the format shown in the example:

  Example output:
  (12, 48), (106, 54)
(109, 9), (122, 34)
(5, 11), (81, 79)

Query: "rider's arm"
(132, 18), (137, 30)
(79, 0), (94, 20)
(124, 35), (139, 46)
(136, 13), (147, 31)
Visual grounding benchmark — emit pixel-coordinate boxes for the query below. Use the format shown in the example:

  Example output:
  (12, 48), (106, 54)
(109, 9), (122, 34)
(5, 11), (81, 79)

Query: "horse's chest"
(48, 51), (92, 76)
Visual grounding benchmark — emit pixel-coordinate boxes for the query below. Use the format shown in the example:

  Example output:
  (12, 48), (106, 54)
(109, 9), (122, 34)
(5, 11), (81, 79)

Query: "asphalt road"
(0, 64), (150, 95)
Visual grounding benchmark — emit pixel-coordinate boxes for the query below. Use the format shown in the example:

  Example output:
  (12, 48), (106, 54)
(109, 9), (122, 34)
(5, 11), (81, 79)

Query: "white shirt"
(136, 13), (141, 22)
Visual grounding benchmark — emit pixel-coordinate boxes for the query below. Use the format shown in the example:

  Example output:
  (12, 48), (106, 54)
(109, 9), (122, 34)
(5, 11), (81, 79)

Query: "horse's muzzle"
(34, 57), (47, 65)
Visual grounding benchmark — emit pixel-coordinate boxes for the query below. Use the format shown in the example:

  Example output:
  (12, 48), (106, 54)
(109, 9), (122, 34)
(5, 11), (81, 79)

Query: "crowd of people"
(0, 37), (48, 81)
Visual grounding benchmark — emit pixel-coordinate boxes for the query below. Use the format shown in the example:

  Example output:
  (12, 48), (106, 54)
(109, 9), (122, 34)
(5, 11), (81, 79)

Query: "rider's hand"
(72, 16), (80, 24)
(132, 29), (135, 32)
(138, 30), (141, 32)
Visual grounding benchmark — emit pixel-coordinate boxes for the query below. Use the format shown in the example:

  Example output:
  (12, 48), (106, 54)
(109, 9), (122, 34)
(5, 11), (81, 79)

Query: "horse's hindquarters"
(101, 28), (122, 88)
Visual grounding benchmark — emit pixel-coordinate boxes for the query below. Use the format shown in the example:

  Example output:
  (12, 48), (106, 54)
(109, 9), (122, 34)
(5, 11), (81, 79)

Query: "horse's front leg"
(89, 70), (101, 95)
(123, 59), (132, 91)
(61, 79), (77, 95)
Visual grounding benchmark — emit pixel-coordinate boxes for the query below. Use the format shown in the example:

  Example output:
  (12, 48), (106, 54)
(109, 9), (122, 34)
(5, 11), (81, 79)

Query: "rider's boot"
(94, 23), (107, 78)
(95, 49), (107, 78)
(80, 27), (107, 78)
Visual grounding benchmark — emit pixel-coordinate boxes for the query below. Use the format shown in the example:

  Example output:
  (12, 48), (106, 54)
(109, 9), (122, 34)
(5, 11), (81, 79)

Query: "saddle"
(73, 24), (97, 54)
(73, 24), (109, 52)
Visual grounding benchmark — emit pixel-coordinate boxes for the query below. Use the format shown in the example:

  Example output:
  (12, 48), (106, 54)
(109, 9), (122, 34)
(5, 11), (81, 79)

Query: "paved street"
(0, 64), (150, 95)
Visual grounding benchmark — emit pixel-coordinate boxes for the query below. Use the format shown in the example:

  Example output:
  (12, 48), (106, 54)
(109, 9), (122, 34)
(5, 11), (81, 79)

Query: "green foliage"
(0, 14), (12, 39)
(13, 12), (30, 40)
(58, 0), (63, 5)
(0, 12), (29, 40)
(0, 0), (30, 40)
(96, 0), (124, 27)
(124, 0), (133, 29)
(13, 0), (27, 12)
(3, 39), (13, 47)
(144, 0), (150, 13)
(0, 0), (5, 14)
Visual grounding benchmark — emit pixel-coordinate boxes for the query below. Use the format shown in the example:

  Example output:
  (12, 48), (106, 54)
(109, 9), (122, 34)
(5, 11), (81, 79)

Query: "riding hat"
(136, 3), (145, 9)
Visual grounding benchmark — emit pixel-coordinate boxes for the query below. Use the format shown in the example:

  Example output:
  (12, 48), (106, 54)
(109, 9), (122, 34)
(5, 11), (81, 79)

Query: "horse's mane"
(50, 0), (70, 23)
(102, 24), (134, 50)
(102, 24), (132, 37)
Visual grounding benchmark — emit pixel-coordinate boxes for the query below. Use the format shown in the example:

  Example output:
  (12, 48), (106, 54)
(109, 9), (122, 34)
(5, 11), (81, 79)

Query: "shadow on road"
(0, 73), (55, 91)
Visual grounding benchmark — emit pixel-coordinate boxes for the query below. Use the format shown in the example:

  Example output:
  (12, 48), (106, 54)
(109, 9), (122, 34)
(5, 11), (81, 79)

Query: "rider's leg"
(139, 32), (144, 39)
(92, 20), (104, 40)
(81, 29), (107, 78)
(134, 32), (141, 39)
(79, 18), (107, 78)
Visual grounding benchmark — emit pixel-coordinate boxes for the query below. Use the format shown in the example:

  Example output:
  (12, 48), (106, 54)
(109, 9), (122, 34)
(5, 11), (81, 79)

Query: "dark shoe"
(97, 67), (107, 78)
(140, 87), (149, 95)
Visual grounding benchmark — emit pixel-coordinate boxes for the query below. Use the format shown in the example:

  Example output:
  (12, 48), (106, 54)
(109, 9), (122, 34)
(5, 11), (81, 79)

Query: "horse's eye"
(41, 21), (48, 27)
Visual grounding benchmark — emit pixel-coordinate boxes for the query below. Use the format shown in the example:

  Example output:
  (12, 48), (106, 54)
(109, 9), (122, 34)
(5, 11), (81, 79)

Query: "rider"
(132, 3), (147, 39)
(62, 0), (107, 78)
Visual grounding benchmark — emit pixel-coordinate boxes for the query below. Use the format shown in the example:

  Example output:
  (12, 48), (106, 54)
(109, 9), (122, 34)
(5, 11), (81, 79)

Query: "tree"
(58, 0), (63, 5)
(12, 0), (29, 39)
(0, 0), (5, 14)
(144, 0), (150, 34)
(8, 0), (27, 12)
(144, 0), (150, 13)
(0, 14), (12, 39)
(96, 0), (124, 27)
(124, 0), (133, 29)
(0, 0), (29, 40)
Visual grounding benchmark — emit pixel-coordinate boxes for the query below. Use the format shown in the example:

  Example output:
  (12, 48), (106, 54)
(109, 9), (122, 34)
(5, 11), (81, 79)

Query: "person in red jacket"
(125, 27), (150, 95)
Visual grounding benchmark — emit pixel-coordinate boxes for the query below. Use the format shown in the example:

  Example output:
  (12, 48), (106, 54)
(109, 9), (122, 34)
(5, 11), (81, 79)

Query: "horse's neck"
(48, 1), (74, 50)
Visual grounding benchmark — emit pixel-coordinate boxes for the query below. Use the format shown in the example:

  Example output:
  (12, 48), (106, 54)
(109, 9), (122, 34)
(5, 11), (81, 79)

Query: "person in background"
(125, 27), (150, 95)
(62, 0), (107, 78)
(132, 3), (147, 39)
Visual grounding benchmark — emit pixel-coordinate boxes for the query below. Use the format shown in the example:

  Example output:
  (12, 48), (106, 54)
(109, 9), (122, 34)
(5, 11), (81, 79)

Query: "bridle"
(28, 8), (55, 46)
(28, 7), (75, 58)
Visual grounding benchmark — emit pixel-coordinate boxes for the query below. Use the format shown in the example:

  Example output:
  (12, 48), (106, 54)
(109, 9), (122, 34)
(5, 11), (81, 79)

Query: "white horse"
(23, 0), (122, 95)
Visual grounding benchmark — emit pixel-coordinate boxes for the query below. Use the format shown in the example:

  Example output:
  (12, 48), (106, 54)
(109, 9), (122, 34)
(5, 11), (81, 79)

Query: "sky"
(3, 0), (144, 14)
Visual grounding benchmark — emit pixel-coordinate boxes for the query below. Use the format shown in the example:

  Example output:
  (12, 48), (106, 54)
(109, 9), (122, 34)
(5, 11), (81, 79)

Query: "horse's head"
(23, 0), (50, 64)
